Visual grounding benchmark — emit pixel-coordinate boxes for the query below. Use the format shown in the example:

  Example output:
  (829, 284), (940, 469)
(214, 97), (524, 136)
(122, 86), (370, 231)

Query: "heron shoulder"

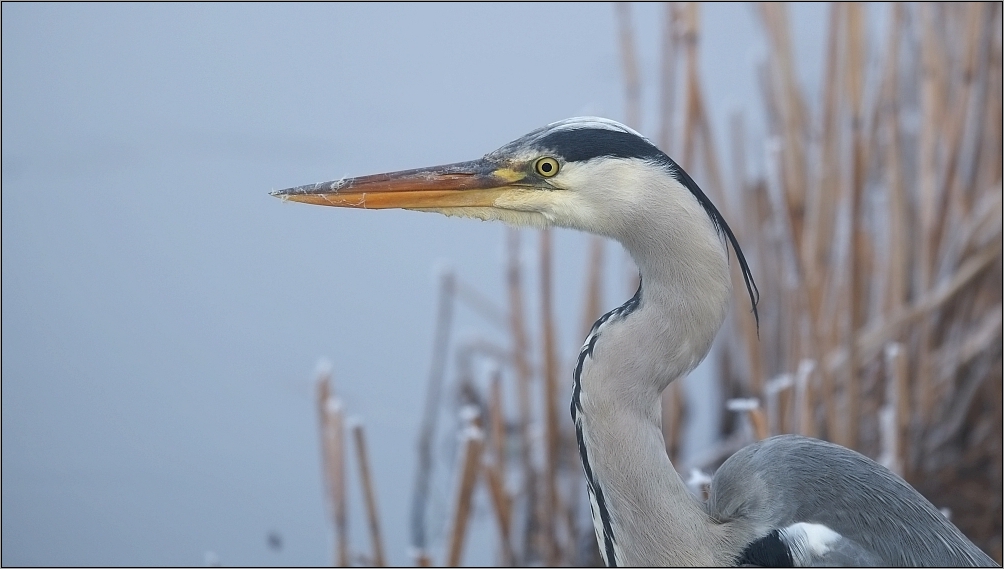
(709, 435), (998, 566)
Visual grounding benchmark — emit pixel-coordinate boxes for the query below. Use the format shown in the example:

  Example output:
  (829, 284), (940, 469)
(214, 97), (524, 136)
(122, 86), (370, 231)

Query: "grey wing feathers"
(710, 435), (998, 567)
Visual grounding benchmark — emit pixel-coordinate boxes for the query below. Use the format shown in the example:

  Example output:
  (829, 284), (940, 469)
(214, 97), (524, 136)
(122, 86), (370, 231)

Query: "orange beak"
(271, 159), (529, 210)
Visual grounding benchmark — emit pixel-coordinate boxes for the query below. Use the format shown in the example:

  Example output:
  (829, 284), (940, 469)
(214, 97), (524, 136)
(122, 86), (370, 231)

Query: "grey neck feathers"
(574, 179), (735, 566)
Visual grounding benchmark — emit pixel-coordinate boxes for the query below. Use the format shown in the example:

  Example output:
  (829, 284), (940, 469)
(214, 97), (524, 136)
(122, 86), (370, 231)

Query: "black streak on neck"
(570, 279), (643, 567)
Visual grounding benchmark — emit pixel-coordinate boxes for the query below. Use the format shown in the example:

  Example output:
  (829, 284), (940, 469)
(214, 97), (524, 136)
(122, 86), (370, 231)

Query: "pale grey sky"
(2, 3), (829, 566)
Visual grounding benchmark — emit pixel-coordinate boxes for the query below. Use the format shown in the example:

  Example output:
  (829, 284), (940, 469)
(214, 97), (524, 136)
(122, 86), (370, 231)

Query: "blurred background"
(3, 3), (1000, 567)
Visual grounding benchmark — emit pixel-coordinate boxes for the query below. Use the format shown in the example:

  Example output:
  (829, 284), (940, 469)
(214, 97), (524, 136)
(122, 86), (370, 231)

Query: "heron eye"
(535, 157), (560, 178)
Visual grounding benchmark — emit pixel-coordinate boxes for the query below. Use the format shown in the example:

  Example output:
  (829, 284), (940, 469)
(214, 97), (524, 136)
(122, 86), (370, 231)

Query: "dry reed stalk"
(727, 398), (769, 441)
(454, 354), (513, 564)
(616, 2), (642, 131)
(764, 374), (793, 436)
(730, 112), (767, 393)
(684, 1), (767, 398)
(882, 4), (908, 320)
(445, 419), (485, 567)
(483, 460), (514, 565)
(324, 398), (349, 567)
(487, 369), (507, 494)
(883, 7), (915, 459)
(843, 0), (867, 450)
(749, 400), (768, 442)
(757, 2), (808, 254)
(316, 368), (332, 468)
(931, 4), (983, 270)
(793, 359), (816, 438)
(824, 241), (1002, 375)
(657, 2), (678, 154)
(539, 228), (561, 565)
(812, 2), (845, 442)
(350, 422), (385, 567)
(315, 371), (340, 567)
(411, 269), (456, 550)
(504, 227), (539, 561)
(485, 373), (515, 566)
(915, 3), (943, 430)
(883, 344), (908, 477)
(679, 2), (700, 170)
(686, 3), (767, 406)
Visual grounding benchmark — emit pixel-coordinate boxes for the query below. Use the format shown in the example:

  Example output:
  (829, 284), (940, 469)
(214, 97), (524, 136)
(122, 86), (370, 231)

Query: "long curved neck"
(573, 178), (734, 566)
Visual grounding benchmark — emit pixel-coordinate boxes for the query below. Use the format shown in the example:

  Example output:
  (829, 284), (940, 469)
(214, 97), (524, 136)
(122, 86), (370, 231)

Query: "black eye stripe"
(537, 128), (663, 162)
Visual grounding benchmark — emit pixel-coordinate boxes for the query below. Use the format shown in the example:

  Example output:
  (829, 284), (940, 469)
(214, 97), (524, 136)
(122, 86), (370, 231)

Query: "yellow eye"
(535, 157), (560, 177)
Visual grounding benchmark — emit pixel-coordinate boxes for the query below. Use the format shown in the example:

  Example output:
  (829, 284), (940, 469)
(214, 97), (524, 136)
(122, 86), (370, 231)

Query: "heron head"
(273, 116), (759, 325)
(272, 117), (681, 239)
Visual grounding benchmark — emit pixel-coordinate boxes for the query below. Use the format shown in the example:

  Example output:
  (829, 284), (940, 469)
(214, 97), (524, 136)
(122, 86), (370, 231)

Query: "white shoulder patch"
(780, 522), (843, 563)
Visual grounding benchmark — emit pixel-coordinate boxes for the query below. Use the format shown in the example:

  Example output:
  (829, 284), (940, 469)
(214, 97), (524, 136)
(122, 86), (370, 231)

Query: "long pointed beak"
(270, 159), (528, 210)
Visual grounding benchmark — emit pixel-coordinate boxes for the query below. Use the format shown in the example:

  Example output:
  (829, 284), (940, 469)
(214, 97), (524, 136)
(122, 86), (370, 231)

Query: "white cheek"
(549, 160), (663, 230)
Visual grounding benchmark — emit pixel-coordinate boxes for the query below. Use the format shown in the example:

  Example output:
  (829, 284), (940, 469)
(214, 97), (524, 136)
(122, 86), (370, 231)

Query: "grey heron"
(273, 117), (997, 567)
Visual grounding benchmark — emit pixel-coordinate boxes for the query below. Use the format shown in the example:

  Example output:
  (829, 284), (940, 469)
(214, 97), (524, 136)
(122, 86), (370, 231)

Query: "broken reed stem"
(351, 422), (386, 567)
(445, 422), (485, 567)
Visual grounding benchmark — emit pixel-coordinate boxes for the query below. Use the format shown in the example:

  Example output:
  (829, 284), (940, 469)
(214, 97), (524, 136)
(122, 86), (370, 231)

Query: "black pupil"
(541, 161), (552, 173)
